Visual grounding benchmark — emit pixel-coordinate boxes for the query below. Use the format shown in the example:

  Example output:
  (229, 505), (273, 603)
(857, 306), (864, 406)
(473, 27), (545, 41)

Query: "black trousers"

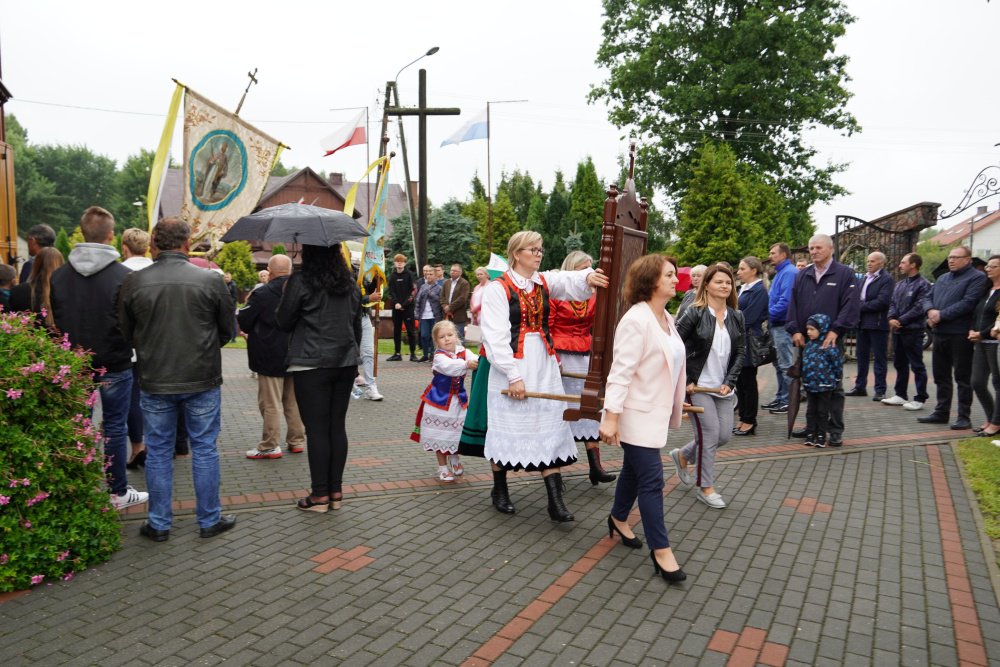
(392, 307), (417, 355)
(971, 342), (1000, 424)
(931, 333), (975, 420)
(293, 366), (356, 497)
(892, 330), (929, 402)
(854, 328), (889, 394)
(735, 364), (759, 424)
(806, 390), (833, 436)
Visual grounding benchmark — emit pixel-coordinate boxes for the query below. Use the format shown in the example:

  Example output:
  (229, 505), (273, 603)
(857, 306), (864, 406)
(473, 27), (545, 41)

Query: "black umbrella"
(220, 203), (369, 247)
(786, 348), (803, 438)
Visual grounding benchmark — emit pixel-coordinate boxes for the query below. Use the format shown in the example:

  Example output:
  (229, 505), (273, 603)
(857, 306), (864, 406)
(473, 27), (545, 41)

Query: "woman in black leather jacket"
(276, 245), (363, 513)
(669, 264), (745, 510)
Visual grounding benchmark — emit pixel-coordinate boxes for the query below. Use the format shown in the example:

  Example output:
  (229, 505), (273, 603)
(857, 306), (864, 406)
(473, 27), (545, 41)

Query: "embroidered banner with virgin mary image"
(181, 88), (283, 244)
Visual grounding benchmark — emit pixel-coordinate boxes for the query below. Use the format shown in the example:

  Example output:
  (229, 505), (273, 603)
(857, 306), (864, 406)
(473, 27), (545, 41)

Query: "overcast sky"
(3, 0), (999, 235)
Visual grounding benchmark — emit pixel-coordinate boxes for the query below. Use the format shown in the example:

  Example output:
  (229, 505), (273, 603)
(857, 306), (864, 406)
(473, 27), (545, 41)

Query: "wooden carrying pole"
(501, 390), (705, 414)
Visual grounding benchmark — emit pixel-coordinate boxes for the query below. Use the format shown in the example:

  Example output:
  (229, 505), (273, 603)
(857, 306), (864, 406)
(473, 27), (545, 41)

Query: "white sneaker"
(881, 395), (907, 406)
(364, 384), (384, 401)
(110, 486), (149, 510)
(246, 446), (283, 459)
(902, 401), (924, 411)
(695, 491), (726, 509)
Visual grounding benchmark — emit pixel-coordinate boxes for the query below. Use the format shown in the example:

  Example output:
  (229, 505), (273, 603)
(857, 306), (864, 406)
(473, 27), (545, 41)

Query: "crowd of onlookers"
(5, 211), (1000, 554)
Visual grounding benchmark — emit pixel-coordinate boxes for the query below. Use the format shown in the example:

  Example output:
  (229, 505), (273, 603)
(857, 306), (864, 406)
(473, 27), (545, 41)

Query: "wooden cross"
(385, 69), (460, 268)
(234, 67), (258, 117)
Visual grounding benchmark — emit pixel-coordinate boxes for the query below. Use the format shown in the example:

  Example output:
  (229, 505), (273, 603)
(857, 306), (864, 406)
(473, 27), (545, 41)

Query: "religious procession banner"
(344, 155), (391, 287)
(180, 86), (284, 243)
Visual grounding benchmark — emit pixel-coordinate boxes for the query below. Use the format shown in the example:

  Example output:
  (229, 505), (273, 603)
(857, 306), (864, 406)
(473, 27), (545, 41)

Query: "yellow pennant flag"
(343, 156), (390, 218)
(146, 82), (184, 230)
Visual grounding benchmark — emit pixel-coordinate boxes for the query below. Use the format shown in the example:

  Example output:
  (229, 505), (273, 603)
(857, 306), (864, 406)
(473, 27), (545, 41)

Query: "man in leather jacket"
(119, 217), (237, 541)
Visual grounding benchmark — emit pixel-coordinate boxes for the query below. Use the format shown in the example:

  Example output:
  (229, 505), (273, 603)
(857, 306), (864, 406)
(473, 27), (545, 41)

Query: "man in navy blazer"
(846, 252), (894, 400)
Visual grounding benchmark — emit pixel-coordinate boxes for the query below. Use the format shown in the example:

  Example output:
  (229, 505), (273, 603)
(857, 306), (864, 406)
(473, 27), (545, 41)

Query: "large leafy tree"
(591, 0), (859, 242)
(673, 141), (788, 266)
(387, 200), (478, 274)
(496, 169), (538, 225)
(469, 191), (522, 269)
(5, 115), (70, 232)
(565, 157), (606, 263)
(215, 241), (257, 290)
(32, 144), (120, 234)
(539, 172), (571, 270)
(114, 149), (155, 232)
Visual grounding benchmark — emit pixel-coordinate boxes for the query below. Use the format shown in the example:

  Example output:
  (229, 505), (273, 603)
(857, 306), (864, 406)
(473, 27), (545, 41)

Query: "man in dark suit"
(440, 263), (471, 341)
(846, 251), (895, 400)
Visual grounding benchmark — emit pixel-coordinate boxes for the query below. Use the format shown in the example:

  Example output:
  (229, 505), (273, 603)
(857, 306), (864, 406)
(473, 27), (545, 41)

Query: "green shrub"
(0, 310), (121, 592)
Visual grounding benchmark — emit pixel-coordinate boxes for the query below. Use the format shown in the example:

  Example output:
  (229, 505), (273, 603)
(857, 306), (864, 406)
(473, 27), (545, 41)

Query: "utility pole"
(386, 70), (459, 270)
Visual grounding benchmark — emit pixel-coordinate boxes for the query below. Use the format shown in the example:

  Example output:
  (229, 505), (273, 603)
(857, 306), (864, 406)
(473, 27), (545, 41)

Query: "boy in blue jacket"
(801, 313), (843, 448)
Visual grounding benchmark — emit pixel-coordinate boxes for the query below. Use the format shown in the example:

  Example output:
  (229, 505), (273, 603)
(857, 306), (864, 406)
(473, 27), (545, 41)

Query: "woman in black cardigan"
(669, 264), (745, 509)
(970, 255), (1000, 437)
(733, 256), (770, 436)
(276, 245), (363, 512)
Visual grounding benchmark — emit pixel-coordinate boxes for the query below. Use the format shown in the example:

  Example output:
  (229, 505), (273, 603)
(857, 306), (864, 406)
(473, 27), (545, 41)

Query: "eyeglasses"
(523, 247), (544, 256)
(947, 255), (969, 260)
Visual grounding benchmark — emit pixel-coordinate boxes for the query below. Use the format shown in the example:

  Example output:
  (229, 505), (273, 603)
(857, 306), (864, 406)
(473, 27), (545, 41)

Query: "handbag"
(749, 321), (777, 367)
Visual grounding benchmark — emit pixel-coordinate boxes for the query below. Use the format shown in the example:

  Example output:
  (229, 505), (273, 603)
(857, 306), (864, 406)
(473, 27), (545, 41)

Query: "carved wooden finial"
(627, 139), (637, 180)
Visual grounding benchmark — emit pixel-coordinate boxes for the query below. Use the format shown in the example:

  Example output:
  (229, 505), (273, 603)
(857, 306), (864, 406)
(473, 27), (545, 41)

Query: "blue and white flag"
(440, 107), (488, 147)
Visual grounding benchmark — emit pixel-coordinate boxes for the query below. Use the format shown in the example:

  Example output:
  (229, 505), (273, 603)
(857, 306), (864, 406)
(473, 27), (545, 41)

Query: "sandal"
(297, 496), (329, 513)
(329, 492), (343, 511)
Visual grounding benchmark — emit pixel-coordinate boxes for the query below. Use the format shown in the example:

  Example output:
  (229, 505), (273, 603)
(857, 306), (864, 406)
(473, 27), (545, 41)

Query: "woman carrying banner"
(468, 231), (609, 521)
(549, 250), (616, 485)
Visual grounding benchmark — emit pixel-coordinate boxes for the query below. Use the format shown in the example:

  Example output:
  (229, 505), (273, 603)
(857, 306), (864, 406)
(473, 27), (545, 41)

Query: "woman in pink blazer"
(600, 254), (688, 583)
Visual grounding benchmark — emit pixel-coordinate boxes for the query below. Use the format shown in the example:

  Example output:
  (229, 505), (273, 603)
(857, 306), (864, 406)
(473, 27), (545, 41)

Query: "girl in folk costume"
(477, 231), (609, 521)
(549, 250), (616, 485)
(411, 321), (479, 481)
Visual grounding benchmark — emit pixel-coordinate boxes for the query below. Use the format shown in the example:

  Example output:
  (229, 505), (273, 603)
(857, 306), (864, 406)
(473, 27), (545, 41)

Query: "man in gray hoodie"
(51, 206), (149, 511)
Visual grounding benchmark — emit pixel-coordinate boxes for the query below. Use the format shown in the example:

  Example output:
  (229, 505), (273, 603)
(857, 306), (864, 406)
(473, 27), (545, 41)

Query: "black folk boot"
(543, 472), (574, 522)
(587, 447), (617, 485)
(491, 469), (515, 514)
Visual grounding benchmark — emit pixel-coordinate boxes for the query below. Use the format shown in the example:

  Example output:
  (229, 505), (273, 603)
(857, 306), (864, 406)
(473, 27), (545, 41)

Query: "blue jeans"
(771, 326), (796, 404)
(141, 388), (222, 530)
(454, 321), (466, 343)
(611, 444), (670, 550)
(420, 318), (436, 357)
(99, 369), (133, 496)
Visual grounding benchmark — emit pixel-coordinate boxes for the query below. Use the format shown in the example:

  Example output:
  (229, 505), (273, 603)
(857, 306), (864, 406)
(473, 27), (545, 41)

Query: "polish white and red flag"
(321, 109), (366, 156)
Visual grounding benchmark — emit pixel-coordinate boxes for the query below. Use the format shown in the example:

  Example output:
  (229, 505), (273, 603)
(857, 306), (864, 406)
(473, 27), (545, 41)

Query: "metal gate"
(833, 207), (937, 360)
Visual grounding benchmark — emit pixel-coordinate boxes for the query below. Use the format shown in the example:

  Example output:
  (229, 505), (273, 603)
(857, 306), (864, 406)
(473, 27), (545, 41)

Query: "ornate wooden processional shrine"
(563, 144), (649, 424)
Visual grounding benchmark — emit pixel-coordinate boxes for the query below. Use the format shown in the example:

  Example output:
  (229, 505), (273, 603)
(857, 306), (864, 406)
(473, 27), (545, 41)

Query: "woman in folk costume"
(549, 250), (616, 485)
(411, 321), (479, 481)
(477, 231), (609, 521)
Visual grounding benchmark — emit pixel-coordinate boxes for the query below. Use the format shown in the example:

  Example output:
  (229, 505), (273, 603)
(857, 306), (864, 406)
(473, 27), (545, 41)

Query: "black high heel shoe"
(607, 516), (642, 548)
(732, 423), (757, 436)
(126, 450), (147, 470)
(650, 551), (686, 583)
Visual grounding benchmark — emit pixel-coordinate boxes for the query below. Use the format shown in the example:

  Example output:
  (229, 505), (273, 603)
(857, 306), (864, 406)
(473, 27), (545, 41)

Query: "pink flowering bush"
(0, 311), (121, 592)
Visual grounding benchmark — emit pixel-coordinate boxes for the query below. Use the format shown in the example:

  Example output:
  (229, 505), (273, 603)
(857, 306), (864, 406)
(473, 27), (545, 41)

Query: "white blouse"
(697, 306), (732, 390)
(480, 268), (594, 383)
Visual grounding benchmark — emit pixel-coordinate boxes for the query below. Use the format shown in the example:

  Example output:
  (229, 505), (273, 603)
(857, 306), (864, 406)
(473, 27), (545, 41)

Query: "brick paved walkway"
(2, 349), (998, 666)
